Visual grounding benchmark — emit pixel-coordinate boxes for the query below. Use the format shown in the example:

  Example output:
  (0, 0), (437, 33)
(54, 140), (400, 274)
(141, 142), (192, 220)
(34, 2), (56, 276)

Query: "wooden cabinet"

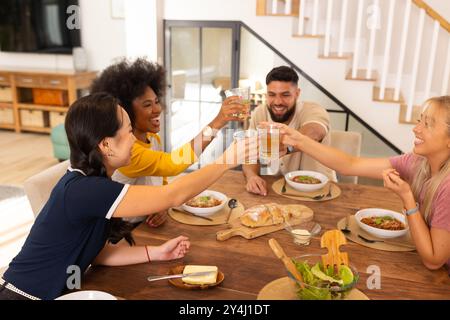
(0, 68), (97, 133)
(32, 88), (69, 106)
(15, 75), (41, 88)
(0, 73), (10, 86)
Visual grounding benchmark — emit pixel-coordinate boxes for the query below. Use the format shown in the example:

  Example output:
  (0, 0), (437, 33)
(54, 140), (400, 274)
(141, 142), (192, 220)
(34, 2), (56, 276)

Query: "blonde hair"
(410, 96), (450, 222)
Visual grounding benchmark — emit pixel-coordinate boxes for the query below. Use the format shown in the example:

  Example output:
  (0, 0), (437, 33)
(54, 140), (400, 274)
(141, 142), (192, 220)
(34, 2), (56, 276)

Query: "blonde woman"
(268, 96), (450, 273)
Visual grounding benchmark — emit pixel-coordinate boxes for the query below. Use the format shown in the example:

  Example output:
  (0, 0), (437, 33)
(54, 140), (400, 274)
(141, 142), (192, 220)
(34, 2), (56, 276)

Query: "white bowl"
(286, 222), (321, 246)
(355, 208), (409, 239)
(284, 170), (329, 192)
(182, 190), (227, 216)
(55, 290), (117, 300)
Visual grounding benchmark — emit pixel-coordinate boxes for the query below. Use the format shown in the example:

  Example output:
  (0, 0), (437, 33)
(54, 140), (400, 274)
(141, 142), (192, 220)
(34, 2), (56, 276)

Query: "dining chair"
(0, 266), (7, 278)
(23, 160), (70, 218)
(330, 130), (362, 184)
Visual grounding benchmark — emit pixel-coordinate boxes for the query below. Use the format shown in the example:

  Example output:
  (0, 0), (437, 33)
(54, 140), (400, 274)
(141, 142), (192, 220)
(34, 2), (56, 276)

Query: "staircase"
(255, 0), (450, 152)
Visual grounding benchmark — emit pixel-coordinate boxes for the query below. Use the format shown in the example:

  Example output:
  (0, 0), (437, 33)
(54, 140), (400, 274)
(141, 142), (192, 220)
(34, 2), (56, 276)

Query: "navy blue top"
(4, 169), (129, 300)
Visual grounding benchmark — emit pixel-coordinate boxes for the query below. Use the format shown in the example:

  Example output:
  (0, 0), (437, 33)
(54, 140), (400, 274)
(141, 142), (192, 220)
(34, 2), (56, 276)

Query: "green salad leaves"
(293, 260), (358, 300)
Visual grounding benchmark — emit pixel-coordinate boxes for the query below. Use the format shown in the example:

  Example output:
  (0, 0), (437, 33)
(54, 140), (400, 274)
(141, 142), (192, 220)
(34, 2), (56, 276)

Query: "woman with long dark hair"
(0, 93), (255, 300)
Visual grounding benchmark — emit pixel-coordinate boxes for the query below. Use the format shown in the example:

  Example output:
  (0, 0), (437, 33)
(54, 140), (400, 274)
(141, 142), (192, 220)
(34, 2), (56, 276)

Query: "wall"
(425, 0), (450, 22)
(79, 0), (126, 71)
(240, 28), (276, 86)
(124, 0), (164, 64)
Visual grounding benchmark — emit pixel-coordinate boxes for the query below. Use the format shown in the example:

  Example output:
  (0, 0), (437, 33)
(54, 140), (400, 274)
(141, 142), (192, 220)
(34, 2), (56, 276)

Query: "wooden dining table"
(82, 170), (450, 300)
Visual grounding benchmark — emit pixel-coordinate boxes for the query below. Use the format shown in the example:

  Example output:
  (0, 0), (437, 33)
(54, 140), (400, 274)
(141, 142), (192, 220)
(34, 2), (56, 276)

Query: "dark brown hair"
(266, 66), (299, 86)
(65, 93), (135, 245)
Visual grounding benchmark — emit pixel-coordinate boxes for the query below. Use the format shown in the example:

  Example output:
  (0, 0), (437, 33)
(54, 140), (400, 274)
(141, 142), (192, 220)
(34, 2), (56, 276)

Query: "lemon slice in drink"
(338, 265), (354, 286)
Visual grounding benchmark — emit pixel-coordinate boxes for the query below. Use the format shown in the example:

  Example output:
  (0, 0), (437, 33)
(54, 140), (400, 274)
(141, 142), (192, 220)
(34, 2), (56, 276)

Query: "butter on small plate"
(168, 265), (225, 290)
(182, 265), (218, 285)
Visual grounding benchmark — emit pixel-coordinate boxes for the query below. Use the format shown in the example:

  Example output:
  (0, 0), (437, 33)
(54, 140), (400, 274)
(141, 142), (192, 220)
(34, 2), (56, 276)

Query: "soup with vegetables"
(186, 195), (222, 208)
(361, 216), (405, 230)
(292, 175), (322, 184)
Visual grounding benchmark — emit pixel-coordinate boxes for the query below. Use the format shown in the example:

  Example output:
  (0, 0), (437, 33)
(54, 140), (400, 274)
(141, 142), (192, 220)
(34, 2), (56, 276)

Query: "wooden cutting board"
(216, 205), (314, 241)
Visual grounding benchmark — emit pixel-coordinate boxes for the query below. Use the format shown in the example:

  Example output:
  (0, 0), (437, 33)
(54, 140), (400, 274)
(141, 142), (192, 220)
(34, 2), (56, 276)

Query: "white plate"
(55, 290), (117, 300)
(355, 208), (409, 239)
(284, 170), (329, 192)
(182, 190), (227, 216)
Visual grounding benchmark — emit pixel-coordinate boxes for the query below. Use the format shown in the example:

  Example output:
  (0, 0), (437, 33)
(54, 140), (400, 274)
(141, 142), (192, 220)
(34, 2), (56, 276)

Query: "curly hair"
(90, 58), (167, 127)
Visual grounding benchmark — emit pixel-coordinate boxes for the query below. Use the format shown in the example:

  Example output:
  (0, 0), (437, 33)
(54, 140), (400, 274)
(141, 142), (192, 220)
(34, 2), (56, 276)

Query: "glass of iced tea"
(224, 87), (251, 120)
(257, 123), (280, 165)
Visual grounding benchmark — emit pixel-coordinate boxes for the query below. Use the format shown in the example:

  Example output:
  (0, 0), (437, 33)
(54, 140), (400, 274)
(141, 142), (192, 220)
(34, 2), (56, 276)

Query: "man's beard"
(267, 103), (296, 123)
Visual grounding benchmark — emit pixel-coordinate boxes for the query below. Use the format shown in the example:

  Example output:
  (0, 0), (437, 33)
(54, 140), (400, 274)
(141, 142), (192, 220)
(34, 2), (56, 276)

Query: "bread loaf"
(281, 204), (307, 220)
(240, 203), (283, 228)
(240, 203), (307, 228)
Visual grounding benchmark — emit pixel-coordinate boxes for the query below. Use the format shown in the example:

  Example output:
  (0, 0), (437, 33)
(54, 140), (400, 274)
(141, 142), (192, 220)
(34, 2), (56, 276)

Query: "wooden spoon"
(320, 230), (349, 268)
(268, 238), (305, 288)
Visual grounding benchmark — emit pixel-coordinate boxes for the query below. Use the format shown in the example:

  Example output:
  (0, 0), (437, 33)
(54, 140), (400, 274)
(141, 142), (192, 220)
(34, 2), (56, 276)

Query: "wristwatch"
(402, 202), (419, 216)
(202, 125), (218, 139)
(286, 145), (295, 154)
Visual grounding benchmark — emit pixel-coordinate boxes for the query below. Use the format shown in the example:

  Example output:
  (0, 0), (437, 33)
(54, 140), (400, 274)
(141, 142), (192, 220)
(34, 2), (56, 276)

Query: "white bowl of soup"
(182, 190), (227, 216)
(355, 208), (409, 239)
(285, 170), (329, 192)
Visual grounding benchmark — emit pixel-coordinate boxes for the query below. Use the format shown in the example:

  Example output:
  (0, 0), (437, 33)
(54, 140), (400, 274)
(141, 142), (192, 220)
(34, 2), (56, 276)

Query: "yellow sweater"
(117, 133), (196, 184)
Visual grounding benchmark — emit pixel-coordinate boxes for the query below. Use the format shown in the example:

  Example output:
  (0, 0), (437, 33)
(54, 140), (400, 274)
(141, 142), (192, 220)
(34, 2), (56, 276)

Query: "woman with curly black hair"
(91, 58), (247, 227)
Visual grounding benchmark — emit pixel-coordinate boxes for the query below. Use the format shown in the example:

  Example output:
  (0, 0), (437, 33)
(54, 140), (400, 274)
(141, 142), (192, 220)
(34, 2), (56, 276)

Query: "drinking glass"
(224, 87), (251, 120)
(232, 129), (258, 164)
(257, 123), (280, 165)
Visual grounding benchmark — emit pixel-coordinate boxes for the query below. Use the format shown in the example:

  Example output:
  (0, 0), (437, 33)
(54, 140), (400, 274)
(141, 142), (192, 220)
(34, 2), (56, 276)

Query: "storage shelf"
(0, 102), (13, 108)
(0, 68), (97, 134)
(20, 125), (52, 133)
(0, 123), (15, 130)
(18, 103), (69, 113)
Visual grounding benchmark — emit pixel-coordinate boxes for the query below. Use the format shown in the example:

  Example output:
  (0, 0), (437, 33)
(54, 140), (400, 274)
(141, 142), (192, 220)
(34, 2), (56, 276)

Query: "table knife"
(147, 271), (215, 282)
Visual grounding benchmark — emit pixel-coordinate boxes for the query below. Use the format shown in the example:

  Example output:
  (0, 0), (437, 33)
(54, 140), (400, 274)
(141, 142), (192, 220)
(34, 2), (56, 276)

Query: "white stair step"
(292, 33), (324, 39)
(318, 52), (353, 60)
(346, 69), (379, 82)
(399, 104), (421, 124)
(373, 87), (405, 104)
(265, 13), (299, 17)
